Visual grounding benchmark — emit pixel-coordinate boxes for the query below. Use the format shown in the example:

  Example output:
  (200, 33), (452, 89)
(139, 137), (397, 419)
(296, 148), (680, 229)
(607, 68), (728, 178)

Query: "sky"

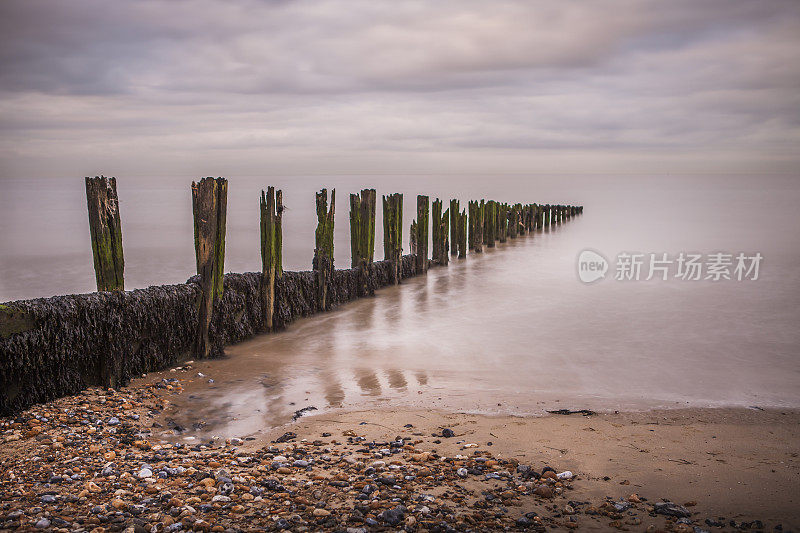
(1, 0), (799, 178)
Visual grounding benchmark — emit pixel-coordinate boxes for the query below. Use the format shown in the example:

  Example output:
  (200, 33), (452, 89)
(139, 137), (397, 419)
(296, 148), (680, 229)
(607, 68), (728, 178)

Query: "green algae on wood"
(85, 176), (124, 292)
(449, 199), (459, 256)
(350, 188), (376, 295)
(260, 186), (282, 331)
(314, 188), (335, 310)
(382, 193), (403, 284)
(431, 198), (448, 266)
(349, 189), (376, 269)
(458, 208), (467, 259)
(415, 195), (429, 273)
(192, 176), (228, 358)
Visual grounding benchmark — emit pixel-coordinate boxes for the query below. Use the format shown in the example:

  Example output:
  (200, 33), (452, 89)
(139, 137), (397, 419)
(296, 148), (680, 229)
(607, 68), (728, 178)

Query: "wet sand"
(271, 406), (800, 528)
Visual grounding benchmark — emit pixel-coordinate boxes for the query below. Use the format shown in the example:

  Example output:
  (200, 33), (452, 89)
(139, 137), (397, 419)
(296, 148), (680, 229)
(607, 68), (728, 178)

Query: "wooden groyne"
(0, 176), (582, 415)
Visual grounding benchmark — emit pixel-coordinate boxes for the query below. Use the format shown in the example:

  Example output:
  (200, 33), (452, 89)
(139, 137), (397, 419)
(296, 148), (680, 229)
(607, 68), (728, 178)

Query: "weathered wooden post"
(86, 176), (124, 292)
(475, 200), (485, 252)
(499, 203), (508, 243)
(260, 186), (282, 331)
(314, 188), (335, 311)
(192, 176), (228, 359)
(458, 209), (467, 258)
(449, 199), (459, 256)
(350, 188), (376, 296)
(382, 193), (403, 284)
(441, 207), (450, 266)
(508, 204), (518, 239)
(414, 195), (429, 273)
(545, 204), (552, 227)
(431, 199), (450, 266)
(485, 200), (496, 248)
(432, 199), (442, 264)
(468, 201), (476, 251)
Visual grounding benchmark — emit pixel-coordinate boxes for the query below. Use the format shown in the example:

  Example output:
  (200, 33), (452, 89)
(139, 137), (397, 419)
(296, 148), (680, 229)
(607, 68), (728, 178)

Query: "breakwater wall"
(0, 257), (416, 416)
(1, 176), (582, 416)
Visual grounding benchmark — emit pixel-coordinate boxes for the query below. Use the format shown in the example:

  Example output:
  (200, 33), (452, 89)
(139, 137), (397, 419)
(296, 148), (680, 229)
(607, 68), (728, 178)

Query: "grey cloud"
(0, 0), (799, 177)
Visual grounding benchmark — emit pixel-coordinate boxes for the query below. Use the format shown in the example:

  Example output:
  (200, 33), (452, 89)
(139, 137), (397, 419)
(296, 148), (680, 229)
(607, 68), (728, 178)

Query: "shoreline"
(1, 377), (798, 531)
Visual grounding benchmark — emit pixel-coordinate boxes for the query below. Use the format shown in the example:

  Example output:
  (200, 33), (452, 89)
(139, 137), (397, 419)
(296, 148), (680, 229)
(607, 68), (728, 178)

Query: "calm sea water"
(2, 174), (799, 437)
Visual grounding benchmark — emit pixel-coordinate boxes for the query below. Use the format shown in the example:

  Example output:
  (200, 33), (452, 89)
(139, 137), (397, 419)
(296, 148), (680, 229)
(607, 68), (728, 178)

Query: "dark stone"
(379, 507), (404, 526)
(653, 502), (691, 518)
(441, 428), (455, 438)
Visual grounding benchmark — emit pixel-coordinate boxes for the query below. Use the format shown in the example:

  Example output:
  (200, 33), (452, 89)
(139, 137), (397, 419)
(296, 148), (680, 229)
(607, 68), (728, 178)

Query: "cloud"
(0, 0), (799, 176)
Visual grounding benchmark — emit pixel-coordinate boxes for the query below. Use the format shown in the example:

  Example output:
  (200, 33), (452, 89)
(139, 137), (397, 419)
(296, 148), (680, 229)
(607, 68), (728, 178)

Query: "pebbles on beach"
(0, 378), (780, 532)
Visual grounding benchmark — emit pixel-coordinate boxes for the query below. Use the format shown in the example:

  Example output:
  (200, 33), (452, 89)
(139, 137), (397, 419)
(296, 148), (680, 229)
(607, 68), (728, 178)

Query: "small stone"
(653, 502), (691, 518)
(441, 428), (455, 438)
(211, 495), (231, 503)
(40, 494), (56, 503)
(534, 486), (553, 498)
(108, 417), (120, 425)
(137, 468), (153, 479)
(35, 518), (51, 529)
(456, 467), (468, 478)
(111, 498), (127, 509)
(313, 508), (331, 517)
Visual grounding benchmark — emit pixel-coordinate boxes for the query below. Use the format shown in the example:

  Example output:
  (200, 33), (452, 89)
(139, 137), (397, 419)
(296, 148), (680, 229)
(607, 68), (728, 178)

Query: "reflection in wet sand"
(355, 368), (381, 396)
(323, 373), (345, 407)
(386, 369), (407, 391)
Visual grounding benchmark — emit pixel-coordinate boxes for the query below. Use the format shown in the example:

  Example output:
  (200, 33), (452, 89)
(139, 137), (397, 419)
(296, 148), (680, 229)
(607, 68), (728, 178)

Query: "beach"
(1, 372), (797, 532)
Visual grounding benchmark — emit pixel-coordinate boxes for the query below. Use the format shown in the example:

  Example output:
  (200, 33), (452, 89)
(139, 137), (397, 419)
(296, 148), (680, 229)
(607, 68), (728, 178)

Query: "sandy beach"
(1, 374), (797, 532)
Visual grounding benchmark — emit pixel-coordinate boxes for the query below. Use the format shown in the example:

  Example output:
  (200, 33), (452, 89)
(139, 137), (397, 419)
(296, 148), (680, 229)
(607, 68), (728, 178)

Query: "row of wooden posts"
(85, 176), (583, 358)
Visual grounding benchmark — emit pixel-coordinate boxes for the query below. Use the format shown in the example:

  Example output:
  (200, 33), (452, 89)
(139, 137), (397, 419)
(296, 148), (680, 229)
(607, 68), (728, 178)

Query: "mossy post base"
(191, 177), (228, 359)
(260, 186), (283, 331)
(314, 188), (336, 311)
(457, 209), (467, 258)
(431, 198), (449, 266)
(449, 199), (459, 256)
(382, 193), (403, 284)
(350, 188), (377, 296)
(86, 176), (124, 292)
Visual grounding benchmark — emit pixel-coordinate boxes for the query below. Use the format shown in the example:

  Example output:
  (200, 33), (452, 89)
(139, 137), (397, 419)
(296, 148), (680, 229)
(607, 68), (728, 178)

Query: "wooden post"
(545, 204), (551, 227)
(441, 207), (450, 266)
(485, 200), (496, 248)
(508, 204), (518, 239)
(468, 201), (476, 251)
(415, 195), (429, 273)
(475, 200), (485, 252)
(431, 199), (442, 264)
(86, 176), (124, 292)
(382, 193), (403, 284)
(431, 199), (449, 266)
(449, 199), (459, 256)
(499, 203), (508, 243)
(192, 177), (228, 359)
(314, 188), (335, 311)
(260, 186), (282, 331)
(458, 209), (467, 259)
(350, 188), (376, 296)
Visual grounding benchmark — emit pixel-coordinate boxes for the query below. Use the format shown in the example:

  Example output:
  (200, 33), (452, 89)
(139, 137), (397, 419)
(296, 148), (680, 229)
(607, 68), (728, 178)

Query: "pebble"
(35, 518), (51, 529)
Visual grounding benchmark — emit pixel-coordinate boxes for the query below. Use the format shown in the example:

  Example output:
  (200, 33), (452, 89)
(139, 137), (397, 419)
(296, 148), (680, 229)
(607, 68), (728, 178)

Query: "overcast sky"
(1, 0), (799, 178)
